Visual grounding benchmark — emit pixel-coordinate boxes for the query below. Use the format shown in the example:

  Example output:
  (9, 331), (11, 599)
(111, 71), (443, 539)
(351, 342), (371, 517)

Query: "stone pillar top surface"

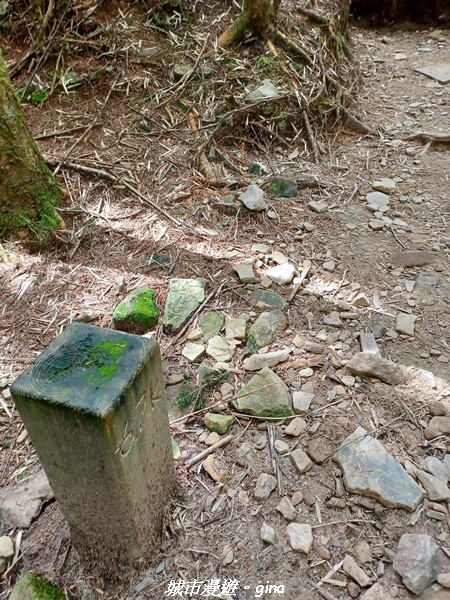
(11, 323), (156, 416)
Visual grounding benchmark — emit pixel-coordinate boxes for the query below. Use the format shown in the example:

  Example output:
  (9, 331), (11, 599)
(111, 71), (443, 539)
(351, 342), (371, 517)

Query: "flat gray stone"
(359, 332), (380, 354)
(200, 312), (224, 340)
(206, 335), (232, 362)
(231, 367), (293, 418)
(393, 534), (440, 594)
(414, 62), (450, 84)
(239, 185), (268, 212)
(334, 427), (424, 511)
(164, 278), (207, 332)
(233, 260), (259, 284)
(252, 289), (287, 310)
(277, 496), (297, 521)
(247, 310), (287, 353)
(225, 318), (247, 340)
(260, 522), (276, 544)
(372, 178), (396, 194)
(360, 582), (390, 600)
(424, 416), (450, 440)
(286, 523), (313, 554)
(421, 456), (449, 482)
(343, 554), (371, 587)
(254, 473), (277, 500)
(274, 440), (289, 455)
(366, 191), (390, 209)
(181, 342), (204, 361)
(0, 470), (54, 528)
(285, 417), (307, 437)
(308, 201), (328, 213)
(395, 313), (416, 336)
(293, 391), (314, 414)
(290, 448), (313, 474)
(369, 220), (385, 231)
(245, 79), (282, 102)
(0, 536), (13, 559)
(243, 349), (290, 371)
(415, 469), (450, 501)
(265, 263), (295, 285)
(346, 352), (405, 385)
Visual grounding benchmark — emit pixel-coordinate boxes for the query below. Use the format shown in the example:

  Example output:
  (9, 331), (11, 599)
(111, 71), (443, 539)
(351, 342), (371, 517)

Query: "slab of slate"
(359, 332), (380, 354)
(395, 313), (416, 336)
(231, 367), (293, 418)
(393, 534), (440, 595)
(414, 62), (450, 84)
(252, 289), (287, 310)
(247, 310), (287, 353)
(346, 352), (405, 385)
(164, 278), (207, 332)
(244, 79), (282, 102)
(334, 427), (425, 511)
(233, 260), (259, 284)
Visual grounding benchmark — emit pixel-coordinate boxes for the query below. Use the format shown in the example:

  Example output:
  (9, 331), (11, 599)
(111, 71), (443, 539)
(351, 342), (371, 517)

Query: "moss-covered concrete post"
(10, 323), (176, 571)
(0, 51), (61, 240)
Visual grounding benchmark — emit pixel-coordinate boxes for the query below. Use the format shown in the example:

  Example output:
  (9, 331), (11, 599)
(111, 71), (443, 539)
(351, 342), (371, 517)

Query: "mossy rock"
(112, 288), (159, 334)
(268, 177), (298, 198)
(204, 412), (234, 434)
(10, 572), (64, 600)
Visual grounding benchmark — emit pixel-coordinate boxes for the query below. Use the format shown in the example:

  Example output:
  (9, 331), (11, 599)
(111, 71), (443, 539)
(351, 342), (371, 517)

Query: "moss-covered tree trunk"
(0, 51), (61, 241)
(218, 0), (280, 47)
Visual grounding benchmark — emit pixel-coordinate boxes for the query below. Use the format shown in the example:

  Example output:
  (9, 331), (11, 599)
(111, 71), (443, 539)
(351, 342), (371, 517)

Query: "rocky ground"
(0, 6), (450, 600)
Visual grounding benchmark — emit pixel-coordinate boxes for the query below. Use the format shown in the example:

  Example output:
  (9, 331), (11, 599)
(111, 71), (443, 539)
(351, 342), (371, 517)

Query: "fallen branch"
(403, 132), (450, 143)
(186, 434), (233, 468)
(303, 110), (320, 164)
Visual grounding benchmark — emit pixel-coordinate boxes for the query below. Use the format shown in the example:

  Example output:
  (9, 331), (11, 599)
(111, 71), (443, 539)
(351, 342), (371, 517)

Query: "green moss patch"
(112, 288), (159, 334)
(10, 572), (64, 600)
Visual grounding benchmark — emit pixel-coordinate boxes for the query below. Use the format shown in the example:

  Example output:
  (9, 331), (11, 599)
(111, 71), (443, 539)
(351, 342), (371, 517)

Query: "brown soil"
(0, 3), (449, 600)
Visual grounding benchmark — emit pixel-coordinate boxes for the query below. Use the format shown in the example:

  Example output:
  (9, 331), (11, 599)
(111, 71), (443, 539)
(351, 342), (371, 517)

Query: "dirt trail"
(0, 18), (449, 600)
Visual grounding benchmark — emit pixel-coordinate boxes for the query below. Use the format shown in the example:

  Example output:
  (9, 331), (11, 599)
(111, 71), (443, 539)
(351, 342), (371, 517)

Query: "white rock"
(238, 185), (267, 211)
(395, 313), (416, 336)
(265, 263), (295, 285)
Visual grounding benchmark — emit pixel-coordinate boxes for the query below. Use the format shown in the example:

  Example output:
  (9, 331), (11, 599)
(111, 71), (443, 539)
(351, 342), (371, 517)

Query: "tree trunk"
(218, 0), (279, 47)
(0, 51), (61, 242)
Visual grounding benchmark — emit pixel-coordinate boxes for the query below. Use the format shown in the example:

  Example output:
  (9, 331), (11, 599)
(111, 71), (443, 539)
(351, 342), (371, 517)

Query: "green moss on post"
(0, 52), (61, 242)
